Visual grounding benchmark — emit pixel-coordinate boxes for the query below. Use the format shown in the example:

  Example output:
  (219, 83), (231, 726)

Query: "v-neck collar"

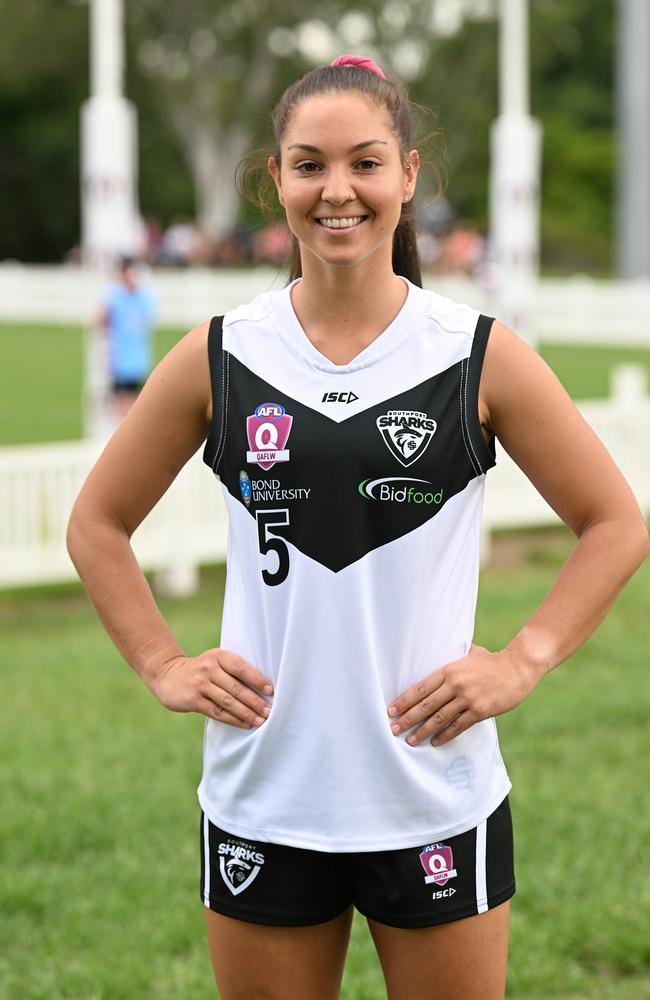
(272, 276), (419, 375)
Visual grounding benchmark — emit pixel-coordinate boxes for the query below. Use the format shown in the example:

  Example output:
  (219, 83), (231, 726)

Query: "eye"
(356, 159), (380, 171)
(295, 161), (322, 174)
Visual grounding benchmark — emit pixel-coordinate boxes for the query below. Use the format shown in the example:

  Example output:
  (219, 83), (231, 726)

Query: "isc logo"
(322, 391), (359, 404)
(255, 402), (285, 420)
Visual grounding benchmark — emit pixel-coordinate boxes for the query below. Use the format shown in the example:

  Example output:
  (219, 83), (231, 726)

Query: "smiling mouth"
(316, 216), (368, 229)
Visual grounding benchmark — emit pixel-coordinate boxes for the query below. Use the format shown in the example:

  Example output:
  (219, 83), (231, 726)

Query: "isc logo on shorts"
(431, 887), (457, 900)
(218, 839), (266, 896)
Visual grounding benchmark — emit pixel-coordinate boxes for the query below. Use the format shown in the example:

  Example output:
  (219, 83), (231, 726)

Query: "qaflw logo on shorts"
(376, 410), (437, 467)
(218, 839), (266, 895)
(419, 843), (457, 887)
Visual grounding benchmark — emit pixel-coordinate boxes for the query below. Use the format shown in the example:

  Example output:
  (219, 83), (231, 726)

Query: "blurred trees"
(0, 0), (616, 272)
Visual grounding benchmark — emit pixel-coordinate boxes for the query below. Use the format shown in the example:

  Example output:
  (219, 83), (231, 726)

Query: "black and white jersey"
(199, 277), (511, 852)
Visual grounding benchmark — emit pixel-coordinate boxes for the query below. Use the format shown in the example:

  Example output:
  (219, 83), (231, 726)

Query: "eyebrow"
(287, 140), (389, 153)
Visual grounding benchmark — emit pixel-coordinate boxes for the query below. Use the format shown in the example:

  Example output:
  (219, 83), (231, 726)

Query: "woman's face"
(268, 92), (419, 272)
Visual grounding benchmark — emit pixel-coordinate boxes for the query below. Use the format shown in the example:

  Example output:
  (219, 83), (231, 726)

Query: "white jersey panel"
(221, 279), (478, 423)
(198, 481), (510, 851)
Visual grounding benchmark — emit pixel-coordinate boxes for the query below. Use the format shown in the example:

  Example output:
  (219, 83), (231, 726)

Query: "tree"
(127, 0), (467, 237)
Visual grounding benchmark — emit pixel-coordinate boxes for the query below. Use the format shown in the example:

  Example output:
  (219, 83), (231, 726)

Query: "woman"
(67, 56), (648, 999)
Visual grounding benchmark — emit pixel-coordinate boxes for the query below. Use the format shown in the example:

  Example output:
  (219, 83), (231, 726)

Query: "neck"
(291, 252), (407, 344)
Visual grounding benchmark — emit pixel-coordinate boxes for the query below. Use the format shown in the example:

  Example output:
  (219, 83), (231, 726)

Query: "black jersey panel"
(214, 353), (486, 573)
(465, 315), (497, 472)
(202, 315), (226, 471)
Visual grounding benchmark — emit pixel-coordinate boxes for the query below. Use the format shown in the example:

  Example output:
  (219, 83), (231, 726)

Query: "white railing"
(2, 263), (650, 345)
(1, 367), (648, 592)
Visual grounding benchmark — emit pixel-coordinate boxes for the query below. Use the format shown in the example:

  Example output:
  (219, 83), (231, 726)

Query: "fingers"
(203, 679), (271, 729)
(398, 697), (467, 746)
(387, 670), (445, 721)
(217, 649), (274, 696)
(156, 648), (275, 730)
(196, 696), (253, 729)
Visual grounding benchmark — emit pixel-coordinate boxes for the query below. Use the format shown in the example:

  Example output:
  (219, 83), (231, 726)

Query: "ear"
(267, 156), (284, 207)
(405, 149), (421, 200)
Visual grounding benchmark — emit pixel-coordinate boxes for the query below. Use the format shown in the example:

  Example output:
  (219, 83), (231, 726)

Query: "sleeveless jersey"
(199, 277), (511, 852)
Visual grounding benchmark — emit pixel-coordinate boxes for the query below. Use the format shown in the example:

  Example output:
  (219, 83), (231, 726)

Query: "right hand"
(153, 648), (274, 729)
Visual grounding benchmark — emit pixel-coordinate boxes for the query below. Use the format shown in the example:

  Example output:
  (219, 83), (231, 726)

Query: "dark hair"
(237, 63), (443, 288)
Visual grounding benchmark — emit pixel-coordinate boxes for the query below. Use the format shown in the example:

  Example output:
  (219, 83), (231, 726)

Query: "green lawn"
(3, 321), (650, 445)
(1, 536), (649, 998)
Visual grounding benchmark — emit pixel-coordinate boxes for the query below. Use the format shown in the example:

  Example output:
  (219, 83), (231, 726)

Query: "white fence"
(1, 367), (648, 592)
(2, 263), (650, 345)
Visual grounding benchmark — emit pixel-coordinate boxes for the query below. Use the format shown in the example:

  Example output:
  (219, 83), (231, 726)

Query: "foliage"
(0, 0), (620, 271)
(0, 0), (87, 262)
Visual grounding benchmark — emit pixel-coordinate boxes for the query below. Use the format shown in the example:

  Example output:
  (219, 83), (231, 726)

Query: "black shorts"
(199, 796), (515, 928)
(111, 378), (143, 394)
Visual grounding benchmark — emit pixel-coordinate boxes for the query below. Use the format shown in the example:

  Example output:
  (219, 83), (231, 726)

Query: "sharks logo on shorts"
(218, 839), (266, 895)
(376, 410), (437, 467)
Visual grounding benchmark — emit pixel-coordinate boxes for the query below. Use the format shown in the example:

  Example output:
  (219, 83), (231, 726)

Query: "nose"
(321, 168), (355, 206)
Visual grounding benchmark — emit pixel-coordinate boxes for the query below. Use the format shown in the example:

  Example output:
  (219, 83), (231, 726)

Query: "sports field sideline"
(3, 321), (650, 446)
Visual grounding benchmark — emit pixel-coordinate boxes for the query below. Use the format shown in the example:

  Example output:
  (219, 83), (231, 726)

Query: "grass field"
(3, 321), (650, 445)
(2, 533), (649, 999)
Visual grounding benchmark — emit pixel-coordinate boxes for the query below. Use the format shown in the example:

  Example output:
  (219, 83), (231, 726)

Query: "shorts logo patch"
(246, 403), (293, 471)
(218, 839), (266, 896)
(419, 843), (458, 886)
(376, 410), (437, 467)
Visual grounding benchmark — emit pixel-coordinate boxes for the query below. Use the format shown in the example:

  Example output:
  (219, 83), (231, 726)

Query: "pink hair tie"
(330, 54), (386, 79)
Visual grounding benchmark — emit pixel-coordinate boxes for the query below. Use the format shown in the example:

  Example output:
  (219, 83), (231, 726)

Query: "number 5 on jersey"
(256, 509), (290, 586)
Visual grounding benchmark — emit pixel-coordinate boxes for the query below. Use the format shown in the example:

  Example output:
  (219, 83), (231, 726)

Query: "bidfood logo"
(358, 477), (444, 505)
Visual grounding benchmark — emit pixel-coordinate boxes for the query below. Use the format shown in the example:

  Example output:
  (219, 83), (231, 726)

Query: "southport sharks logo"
(376, 410), (437, 467)
(218, 839), (266, 895)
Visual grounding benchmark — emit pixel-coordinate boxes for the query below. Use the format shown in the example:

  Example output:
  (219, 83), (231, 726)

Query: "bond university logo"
(376, 410), (436, 467)
(239, 470), (252, 506)
(218, 839), (266, 895)
(420, 843), (458, 888)
(247, 403), (292, 471)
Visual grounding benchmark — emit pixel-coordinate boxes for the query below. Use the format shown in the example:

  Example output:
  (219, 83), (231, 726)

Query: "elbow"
(617, 513), (650, 574)
(66, 502), (86, 569)
(633, 516), (650, 565)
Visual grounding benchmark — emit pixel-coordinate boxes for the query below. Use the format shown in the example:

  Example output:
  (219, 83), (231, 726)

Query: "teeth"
(318, 216), (364, 229)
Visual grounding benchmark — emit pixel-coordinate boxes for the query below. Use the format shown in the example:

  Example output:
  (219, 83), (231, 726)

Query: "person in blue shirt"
(101, 257), (157, 420)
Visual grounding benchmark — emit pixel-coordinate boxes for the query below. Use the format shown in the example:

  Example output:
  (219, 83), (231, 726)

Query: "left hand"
(386, 644), (542, 747)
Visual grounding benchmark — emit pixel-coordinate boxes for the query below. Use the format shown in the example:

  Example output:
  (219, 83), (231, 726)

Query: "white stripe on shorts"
(475, 818), (488, 914)
(203, 813), (211, 906)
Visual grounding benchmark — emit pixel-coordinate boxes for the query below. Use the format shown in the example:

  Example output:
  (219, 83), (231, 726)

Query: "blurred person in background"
(99, 256), (157, 421)
(68, 55), (648, 999)
(156, 216), (200, 266)
(437, 219), (486, 276)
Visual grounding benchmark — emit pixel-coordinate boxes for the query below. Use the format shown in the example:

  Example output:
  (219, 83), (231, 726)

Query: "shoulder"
(422, 287), (480, 338)
(480, 320), (562, 433)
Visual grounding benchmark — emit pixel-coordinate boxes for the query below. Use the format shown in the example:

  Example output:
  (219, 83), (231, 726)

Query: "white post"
(617, 0), (650, 278)
(80, 0), (141, 439)
(489, 0), (542, 347)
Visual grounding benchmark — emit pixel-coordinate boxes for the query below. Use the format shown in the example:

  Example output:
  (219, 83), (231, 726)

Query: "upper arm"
(479, 321), (643, 536)
(70, 320), (212, 537)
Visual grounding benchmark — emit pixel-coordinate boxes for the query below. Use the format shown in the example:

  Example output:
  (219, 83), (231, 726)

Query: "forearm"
(66, 514), (186, 695)
(505, 517), (649, 680)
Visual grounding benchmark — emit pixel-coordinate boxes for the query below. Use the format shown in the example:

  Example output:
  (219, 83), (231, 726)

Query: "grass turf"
(1, 535), (649, 998)
(3, 321), (650, 445)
